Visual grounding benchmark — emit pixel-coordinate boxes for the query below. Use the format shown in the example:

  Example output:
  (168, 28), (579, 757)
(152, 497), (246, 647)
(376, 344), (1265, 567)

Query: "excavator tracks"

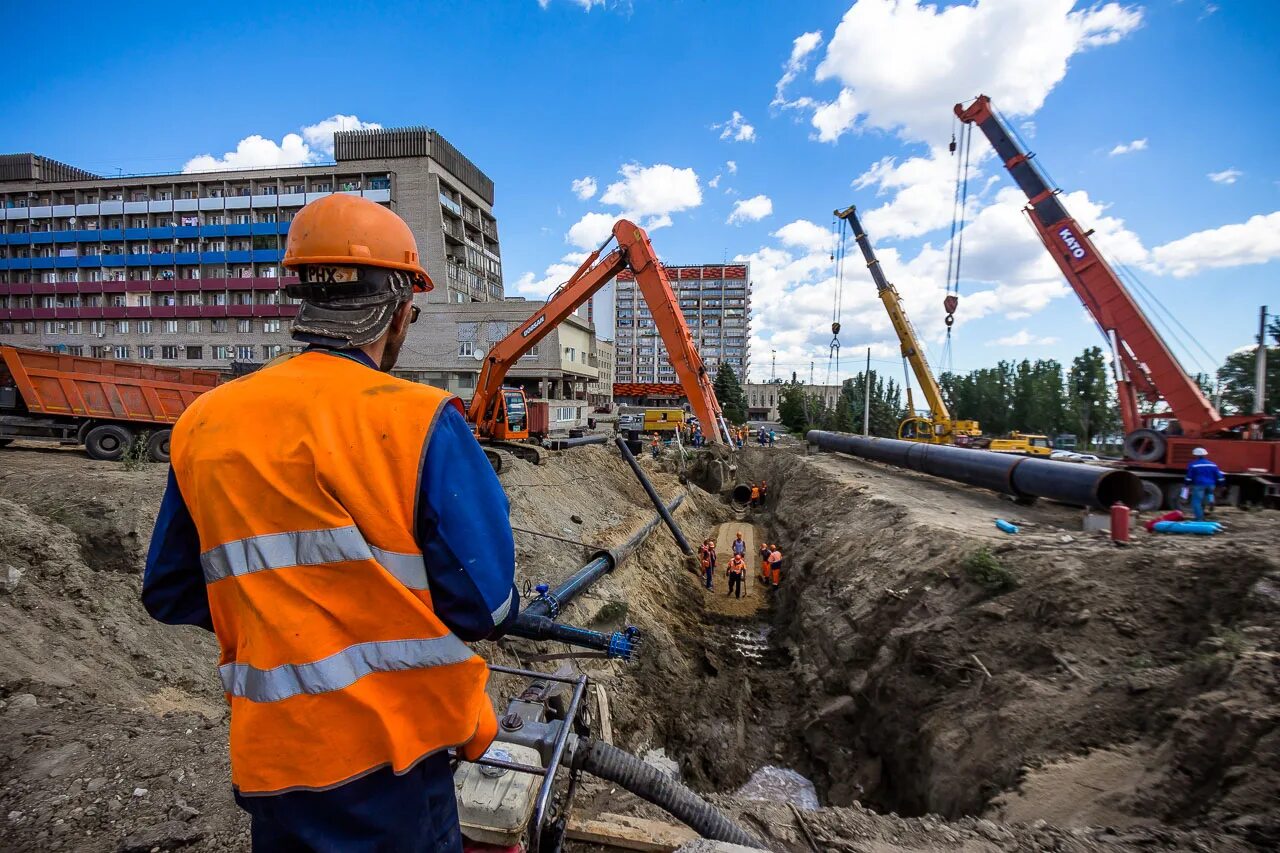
(484, 441), (548, 473)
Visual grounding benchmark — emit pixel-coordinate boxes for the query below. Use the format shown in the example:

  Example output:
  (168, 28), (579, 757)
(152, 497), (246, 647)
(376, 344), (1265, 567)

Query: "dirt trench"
(655, 443), (1280, 847)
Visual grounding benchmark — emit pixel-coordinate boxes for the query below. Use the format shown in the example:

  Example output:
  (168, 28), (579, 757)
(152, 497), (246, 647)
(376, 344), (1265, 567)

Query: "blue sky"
(4, 0), (1276, 386)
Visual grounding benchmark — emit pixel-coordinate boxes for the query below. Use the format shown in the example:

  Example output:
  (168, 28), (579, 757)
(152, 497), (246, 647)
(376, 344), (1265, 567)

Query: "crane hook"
(949, 133), (957, 155)
(831, 321), (841, 336)
(943, 294), (958, 327)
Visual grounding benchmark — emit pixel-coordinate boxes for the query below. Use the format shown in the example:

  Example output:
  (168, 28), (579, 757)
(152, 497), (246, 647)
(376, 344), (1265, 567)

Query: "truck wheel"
(1123, 429), (1166, 463)
(147, 429), (173, 463)
(1137, 479), (1164, 512)
(1163, 481), (1188, 512)
(84, 424), (133, 461)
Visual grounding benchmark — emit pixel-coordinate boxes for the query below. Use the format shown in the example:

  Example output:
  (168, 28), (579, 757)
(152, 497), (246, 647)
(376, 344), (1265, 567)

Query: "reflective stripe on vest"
(170, 351), (493, 795)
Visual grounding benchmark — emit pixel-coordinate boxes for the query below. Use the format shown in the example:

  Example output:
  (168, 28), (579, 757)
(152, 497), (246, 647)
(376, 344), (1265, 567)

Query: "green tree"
(777, 383), (810, 432)
(835, 370), (903, 436)
(713, 363), (748, 424)
(1216, 325), (1279, 437)
(1067, 346), (1115, 447)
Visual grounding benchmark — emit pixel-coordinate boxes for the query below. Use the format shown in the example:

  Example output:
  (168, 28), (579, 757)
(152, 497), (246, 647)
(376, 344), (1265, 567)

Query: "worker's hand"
(459, 699), (500, 762)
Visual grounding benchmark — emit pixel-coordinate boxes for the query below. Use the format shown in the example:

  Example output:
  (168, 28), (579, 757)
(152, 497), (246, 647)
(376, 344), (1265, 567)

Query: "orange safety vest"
(171, 351), (496, 795)
(751, 487), (760, 500)
(728, 556), (746, 575)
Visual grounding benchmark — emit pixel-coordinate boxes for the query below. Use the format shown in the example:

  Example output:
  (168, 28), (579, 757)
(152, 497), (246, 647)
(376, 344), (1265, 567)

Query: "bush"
(963, 548), (1017, 593)
(120, 436), (149, 471)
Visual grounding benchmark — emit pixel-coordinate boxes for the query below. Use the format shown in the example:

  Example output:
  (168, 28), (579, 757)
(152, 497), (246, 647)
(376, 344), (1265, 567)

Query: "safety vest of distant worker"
(728, 554), (746, 576)
(169, 207), (498, 796)
(750, 485), (760, 503)
(767, 548), (783, 585)
(699, 541), (715, 570)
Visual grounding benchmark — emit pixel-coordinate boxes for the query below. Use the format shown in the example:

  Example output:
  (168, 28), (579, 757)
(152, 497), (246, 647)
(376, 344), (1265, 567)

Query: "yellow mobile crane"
(835, 204), (982, 444)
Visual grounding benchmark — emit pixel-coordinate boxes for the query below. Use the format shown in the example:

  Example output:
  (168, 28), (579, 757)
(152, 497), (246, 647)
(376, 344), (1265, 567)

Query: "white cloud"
(537, 0), (606, 10)
(988, 329), (1059, 347)
(1207, 168), (1242, 185)
(513, 252), (591, 297)
(726, 160), (738, 175)
(795, 0), (1142, 145)
(565, 162), (703, 249)
(708, 174), (722, 189)
(571, 176), (598, 200)
(1150, 211), (1280, 278)
(183, 114), (380, 172)
(727, 195), (774, 225)
(714, 111), (757, 142)
(773, 30), (824, 108)
(774, 219), (832, 254)
(852, 146), (988, 240)
(1109, 138), (1148, 156)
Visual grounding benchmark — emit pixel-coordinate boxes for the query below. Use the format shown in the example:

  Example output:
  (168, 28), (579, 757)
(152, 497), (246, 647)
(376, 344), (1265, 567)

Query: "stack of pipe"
(806, 431), (1143, 510)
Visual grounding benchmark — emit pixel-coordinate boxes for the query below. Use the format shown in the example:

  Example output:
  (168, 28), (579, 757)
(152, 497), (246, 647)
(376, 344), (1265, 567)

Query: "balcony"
(439, 194), (462, 217)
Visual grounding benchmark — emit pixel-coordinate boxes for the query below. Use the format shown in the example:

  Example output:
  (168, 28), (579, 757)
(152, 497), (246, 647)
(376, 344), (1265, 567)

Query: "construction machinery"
(986, 431), (1054, 457)
(467, 219), (730, 470)
(0, 344), (218, 461)
(957, 94), (1279, 508)
(834, 204), (982, 444)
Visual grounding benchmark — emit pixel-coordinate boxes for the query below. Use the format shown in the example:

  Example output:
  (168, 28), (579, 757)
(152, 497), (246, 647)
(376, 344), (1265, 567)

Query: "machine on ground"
(834, 204), (983, 444)
(466, 219), (730, 470)
(957, 95), (1279, 508)
(0, 344), (218, 461)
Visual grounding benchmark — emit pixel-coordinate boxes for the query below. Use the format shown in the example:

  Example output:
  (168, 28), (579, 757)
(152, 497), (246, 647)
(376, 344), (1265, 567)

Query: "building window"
(262, 344), (283, 360)
(113, 345), (130, 359)
(138, 320), (153, 334)
(185, 345), (203, 359)
(455, 372), (475, 390)
(91, 345), (109, 358)
(459, 341), (474, 357)
(263, 319), (281, 333)
(236, 319), (253, 333)
(235, 345), (254, 361)
(43, 321), (58, 334)
(161, 345), (180, 360)
(213, 345), (231, 360)
(162, 319), (179, 334)
(210, 319), (228, 333)
(67, 321), (83, 335)
(139, 345), (155, 359)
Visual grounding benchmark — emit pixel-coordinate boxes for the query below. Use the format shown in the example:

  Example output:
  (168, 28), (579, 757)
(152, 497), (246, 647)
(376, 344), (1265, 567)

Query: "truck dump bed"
(1, 346), (219, 426)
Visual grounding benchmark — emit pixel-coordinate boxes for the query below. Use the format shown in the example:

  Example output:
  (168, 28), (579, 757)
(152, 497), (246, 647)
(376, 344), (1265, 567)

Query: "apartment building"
(0, 127), (503, 373)
(408, 299), (601, 431)
(586, 339), (614, 409)
(746, 381), (841, 421)
(612, 263), (750, 396)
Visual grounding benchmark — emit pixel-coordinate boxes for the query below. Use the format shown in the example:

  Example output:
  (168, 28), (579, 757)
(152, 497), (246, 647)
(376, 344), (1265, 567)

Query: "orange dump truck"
(0, 345), (220, 461)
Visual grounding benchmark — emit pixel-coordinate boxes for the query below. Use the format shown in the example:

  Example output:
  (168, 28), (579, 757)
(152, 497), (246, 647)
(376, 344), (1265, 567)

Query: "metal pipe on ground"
(806, 430), (1144, 510)
(547, 434), (609, 450)
(523, 493), (686, 621)
(613, 435), (694, 556)
(505, 615), (639, 660)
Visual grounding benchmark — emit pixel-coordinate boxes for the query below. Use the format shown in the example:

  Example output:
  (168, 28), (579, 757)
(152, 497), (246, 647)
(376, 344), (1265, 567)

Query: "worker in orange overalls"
(750, 483), (761, 508)
(142, 195), (517, 852)
(651, 433), (661, 459)
(698, 538), (716, 590)
(767, 546), (784, 587)
(759, 543), (773, 584)
(727, 553), (746, 599)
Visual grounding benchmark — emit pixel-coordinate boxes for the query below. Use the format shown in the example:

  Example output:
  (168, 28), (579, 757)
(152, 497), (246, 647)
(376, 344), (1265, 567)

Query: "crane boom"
(954, 95), (1263, 439)
(835, 204), (951, 424)
(468, 219), (728, 445)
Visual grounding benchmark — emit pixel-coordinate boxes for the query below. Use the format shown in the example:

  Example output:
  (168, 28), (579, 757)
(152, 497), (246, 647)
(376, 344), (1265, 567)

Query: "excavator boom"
(468, 220), (727, 445)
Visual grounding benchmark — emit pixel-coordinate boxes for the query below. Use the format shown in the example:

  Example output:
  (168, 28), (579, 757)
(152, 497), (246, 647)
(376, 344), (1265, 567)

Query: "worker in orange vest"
(750, 483), (761, 508)
(142, 195), (517, 851)
(727, 553), (746, 599)
(759, 543), (773, 584)
(767, 546), (784, 587)
(698, 538), (717, 590)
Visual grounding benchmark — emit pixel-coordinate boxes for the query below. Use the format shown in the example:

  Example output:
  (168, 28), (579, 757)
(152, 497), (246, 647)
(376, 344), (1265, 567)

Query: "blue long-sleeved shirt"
(1184, 457), (1224, 488)
(142, 349), (518, 642)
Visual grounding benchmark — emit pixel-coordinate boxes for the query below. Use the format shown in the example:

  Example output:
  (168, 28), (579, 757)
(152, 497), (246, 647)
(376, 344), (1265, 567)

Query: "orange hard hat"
(283, 194), (433, 292)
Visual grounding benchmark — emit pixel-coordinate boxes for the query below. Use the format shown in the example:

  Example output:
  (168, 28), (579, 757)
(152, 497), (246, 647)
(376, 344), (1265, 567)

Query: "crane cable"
(941, 119), (973, 374)
(826, 214), (848, 388)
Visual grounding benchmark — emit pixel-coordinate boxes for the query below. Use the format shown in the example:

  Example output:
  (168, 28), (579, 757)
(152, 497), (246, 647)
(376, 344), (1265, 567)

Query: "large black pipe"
(505, 616), (639, 659)
(548, 434), (609, 450)
(807, 431), (1144, 510)
(613, 435), (694, 555)
(523, 494), (686, 621)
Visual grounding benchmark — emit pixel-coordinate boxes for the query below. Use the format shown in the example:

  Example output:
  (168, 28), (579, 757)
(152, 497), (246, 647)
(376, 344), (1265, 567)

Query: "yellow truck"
(643, 408), (686, 434)
(986, 432), (1054, 457)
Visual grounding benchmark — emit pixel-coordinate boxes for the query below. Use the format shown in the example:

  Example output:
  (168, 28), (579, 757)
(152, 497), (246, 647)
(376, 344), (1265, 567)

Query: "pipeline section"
(613, 435), (694, 555)
(546, 434), (609, 450)
(806, 430), (1144, 510)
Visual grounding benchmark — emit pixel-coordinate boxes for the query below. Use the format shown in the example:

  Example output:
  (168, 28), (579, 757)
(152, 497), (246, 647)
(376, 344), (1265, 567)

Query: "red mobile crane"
(956, 95), (1279, 508)
(467, 219), (730, 469)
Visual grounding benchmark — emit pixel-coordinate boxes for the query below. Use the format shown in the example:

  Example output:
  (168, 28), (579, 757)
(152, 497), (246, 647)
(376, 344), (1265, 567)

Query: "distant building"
(612, 263), (750, 401)
(0, 126), (504, 373)
(588, 339), (614, 410)
(411, 299), (598, 431)
(746, 381), (841, 421)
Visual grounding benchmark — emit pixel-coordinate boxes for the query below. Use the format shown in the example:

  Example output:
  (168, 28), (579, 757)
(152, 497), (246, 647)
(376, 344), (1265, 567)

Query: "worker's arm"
(418, 404), (519, 642)
(142, 468), (214, 632)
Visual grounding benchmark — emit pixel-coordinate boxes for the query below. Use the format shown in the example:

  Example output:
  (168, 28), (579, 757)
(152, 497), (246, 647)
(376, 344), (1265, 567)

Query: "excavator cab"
(491, 387), (529, 442)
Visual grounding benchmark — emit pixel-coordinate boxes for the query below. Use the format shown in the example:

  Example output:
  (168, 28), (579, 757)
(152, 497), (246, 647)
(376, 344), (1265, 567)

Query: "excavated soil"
(0, 437), (1277, 852)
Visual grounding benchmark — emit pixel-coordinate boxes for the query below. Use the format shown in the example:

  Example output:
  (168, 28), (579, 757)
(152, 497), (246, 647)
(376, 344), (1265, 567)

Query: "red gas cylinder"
(1110, 502), (1131, 543)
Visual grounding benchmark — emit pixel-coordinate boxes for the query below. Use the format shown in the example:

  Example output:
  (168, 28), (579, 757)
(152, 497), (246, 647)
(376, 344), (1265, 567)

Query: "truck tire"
(147, 429), (173, 463)
(1137, 479), (1164, 512)
(1123, 429), (1166, 463)
(1163, 481), (1188, 512)
(84, 424), (133, 461)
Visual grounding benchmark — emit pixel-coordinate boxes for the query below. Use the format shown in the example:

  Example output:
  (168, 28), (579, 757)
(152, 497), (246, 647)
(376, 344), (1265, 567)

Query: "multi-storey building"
(612, 263), (750, 398)
(746, 381), (841, 421)
(0, 127), (503, 375)
(410, 299), (600, 431)
(586, 339), (614, 410)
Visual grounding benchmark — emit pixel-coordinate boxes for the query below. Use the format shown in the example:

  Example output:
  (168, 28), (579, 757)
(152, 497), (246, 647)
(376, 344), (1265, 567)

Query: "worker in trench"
(699, 538), (717, 590)
(767, 545), (784, 587)
(727, 552), (747, 599)
(1183, 446), (1225, 521)
(141, 194), (518, 852)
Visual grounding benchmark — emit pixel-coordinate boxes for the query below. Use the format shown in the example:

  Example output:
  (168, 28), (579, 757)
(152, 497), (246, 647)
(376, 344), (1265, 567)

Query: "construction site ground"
(0, 435), (1277, 852)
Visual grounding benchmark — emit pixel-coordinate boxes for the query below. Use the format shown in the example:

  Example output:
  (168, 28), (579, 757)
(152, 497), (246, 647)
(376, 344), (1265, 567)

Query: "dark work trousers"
(728, 573), (743, 598)
(234, 751), (462, 852)
(704, 563), (714, 590)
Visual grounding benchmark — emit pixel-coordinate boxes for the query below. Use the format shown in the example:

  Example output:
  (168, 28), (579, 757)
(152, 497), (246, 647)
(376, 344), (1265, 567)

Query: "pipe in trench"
(613, 435), (694, 556)
(806, 430), (1144, 510)
(730, 483), (752, 506)
(547, 434), (609, 450)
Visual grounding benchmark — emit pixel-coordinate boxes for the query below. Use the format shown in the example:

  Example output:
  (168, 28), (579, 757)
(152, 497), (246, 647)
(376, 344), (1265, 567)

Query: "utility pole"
(771, 349), (776, 382)
(863, 347), (872, 436)
(1256, 305), (1269, 415)
(809, 361), (814, 386)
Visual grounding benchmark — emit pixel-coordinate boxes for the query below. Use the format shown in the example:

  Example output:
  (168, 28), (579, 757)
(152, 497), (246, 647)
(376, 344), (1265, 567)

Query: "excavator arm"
(468, 219), (728, 445)
(835, 204), (958, 433)
(954, 95), (1258, 439)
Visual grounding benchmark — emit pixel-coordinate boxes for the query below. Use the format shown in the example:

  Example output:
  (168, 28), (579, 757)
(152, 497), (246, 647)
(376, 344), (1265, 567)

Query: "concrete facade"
(0, 128), (503, 375)
(613, 263), (750, 388)
(746, 381), (841, 421)
(587, 339), (614, 409)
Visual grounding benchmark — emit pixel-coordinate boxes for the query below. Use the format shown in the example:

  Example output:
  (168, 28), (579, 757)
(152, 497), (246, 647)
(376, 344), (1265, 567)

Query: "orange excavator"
(467, 219), (730, 470)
